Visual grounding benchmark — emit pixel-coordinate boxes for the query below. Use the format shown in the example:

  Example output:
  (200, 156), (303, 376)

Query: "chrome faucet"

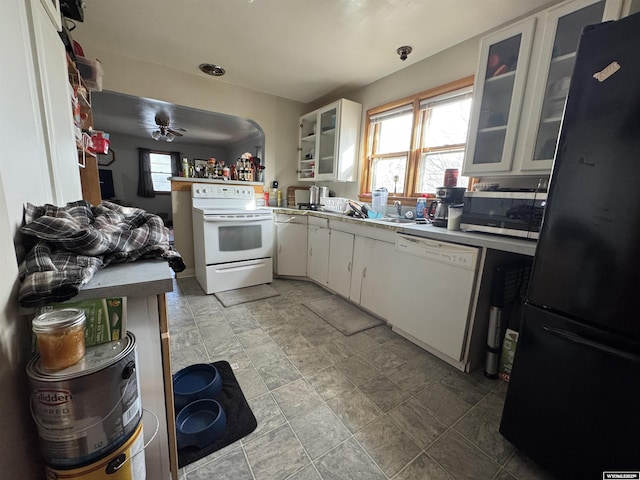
(394, 200), (402, 217)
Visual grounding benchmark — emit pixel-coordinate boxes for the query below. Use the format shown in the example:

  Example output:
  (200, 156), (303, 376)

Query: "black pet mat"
(177, 360), (257, 468)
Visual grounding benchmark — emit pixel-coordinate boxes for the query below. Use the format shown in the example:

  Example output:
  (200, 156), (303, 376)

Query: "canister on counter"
(444, 168), (459, 187)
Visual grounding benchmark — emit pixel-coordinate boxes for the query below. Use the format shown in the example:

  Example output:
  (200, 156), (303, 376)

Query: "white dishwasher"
(390, 234), (480, 364)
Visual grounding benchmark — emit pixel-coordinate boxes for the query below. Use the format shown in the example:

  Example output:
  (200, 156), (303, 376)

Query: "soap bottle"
(182, 158), (190, 177)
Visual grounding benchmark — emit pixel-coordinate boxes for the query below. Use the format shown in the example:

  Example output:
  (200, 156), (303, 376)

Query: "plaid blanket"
(19, 200), (185, 307)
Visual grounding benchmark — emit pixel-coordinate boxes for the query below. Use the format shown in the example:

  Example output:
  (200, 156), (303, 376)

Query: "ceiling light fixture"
(199, 63), (226, 76)
(151, 126), (176, 142)
(397, 46), (412, 61)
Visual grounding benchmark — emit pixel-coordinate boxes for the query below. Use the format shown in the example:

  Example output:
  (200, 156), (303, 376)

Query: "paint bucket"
(28, 332), (141, 468)
(44, 419), (146, 480)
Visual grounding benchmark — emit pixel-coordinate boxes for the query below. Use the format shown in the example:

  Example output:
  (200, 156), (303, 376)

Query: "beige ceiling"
(72, 0), (562, 105)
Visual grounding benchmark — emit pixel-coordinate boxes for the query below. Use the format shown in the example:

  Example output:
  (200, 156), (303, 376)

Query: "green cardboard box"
(36, 297), (127, 347)
(498, 328), (519, 382)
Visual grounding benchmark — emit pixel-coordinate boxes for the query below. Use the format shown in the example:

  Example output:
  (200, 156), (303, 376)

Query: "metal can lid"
(27, 332), (136, 380)
(32, 308), (86, 334)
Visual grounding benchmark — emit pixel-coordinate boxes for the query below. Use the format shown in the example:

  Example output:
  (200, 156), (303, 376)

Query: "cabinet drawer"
(275, 213), (308, 224)
(308, 216), (328, 228)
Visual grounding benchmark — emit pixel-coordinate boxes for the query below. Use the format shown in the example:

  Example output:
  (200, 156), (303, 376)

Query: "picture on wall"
(193, 159), (209, 178)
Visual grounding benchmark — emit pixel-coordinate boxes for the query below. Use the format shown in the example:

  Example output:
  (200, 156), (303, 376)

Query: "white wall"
(66, 37), (306, 196)
(312, 36), (482, 201)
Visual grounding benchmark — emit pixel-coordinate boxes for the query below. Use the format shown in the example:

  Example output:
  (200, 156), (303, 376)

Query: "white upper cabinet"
(464, 18), (536, 175)
(516, 0), (622, 173)
(28, 0), (82, 204)
(464, 0), (624, 177)
(298, 98), (362, 182)
(39, 0), (62, 31)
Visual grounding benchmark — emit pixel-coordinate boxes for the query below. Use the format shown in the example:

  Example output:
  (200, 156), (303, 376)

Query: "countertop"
(274, 208), (537, 256)
(73, 259), (174, 301)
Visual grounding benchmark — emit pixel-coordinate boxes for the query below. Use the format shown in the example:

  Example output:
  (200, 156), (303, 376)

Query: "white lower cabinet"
(349, 236), (396, 320)
(275, 215), (308, 276)
(274, 214), (488, 372)
(307, 224), (329, 285)
(327, 230), (354, 298)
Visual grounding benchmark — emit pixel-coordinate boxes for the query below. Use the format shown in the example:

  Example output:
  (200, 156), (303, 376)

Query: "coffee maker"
(428, 187), (466, 227)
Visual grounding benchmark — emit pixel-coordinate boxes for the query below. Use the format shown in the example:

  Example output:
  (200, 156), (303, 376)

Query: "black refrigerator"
(500, 12), (640, 479)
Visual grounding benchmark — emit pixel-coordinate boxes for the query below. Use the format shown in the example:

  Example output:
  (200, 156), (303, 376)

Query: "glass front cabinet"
(464, 18), (536, 175)
(463, 0), (624, 177)
(298, 98), (362, 182)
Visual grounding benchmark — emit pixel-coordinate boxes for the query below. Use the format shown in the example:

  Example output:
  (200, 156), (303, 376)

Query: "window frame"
(359, 75), (475, 204)
(149, 150), (174, 195)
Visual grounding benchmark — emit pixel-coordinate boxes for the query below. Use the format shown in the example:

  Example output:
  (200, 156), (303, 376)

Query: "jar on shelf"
(32, 309), (86, 371)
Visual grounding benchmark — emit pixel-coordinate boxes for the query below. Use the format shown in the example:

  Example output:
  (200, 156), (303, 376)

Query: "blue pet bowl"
(173, 364), (222, 412)
(176, 399), (226, 450)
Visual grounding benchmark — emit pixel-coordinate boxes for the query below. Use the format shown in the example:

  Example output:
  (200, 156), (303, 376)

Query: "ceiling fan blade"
(168, 128), (184, 137)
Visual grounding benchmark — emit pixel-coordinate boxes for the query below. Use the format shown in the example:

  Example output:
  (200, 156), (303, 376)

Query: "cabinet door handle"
(362, 267), (367, 278)
(309, 248), (313, 257)
(347, 261), (351, 272)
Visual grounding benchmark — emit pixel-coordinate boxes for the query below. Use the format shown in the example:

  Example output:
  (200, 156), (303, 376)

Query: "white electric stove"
(191, 184), (273, 294)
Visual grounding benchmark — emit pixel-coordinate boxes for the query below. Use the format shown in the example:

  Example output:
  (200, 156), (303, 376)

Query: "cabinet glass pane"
(473, 34), (522, 165)
(299, 116), (316, 179)
(318, 108), (337, 175)
(532, 1), (605, 161)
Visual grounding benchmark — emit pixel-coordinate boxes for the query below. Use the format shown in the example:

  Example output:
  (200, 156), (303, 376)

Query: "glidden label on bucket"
(28, 333), (142, 468)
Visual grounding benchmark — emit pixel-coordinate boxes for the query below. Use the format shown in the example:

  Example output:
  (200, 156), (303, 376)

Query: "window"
(368, 106), (413, 195)
(149, 152), (173, 193)
(416, 89), (472, 192)
(362, 77), (473, 200)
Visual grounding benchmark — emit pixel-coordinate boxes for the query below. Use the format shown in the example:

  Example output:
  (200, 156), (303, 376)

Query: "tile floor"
(168, 277), (556, 480)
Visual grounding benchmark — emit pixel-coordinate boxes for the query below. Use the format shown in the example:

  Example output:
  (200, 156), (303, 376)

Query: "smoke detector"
(397, 46), (412, 61)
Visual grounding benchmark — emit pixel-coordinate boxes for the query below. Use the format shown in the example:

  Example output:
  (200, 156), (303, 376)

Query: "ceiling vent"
(199, 64), (226, 76)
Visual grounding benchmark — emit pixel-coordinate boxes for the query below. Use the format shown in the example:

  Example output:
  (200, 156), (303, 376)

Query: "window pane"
(149, 153), (173, 191)
(417, 150), (469, 193)
(371, 156), (407, 194)
(376, 113), (413, 154)
(151, 173), (171, 192)
(423, 97), (472, 147)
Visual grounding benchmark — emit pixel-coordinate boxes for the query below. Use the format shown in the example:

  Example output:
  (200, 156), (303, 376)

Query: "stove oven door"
(201, 213), (273, 265)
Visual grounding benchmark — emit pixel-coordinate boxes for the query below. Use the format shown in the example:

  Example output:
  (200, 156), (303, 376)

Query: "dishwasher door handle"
(397, 235), (442, 250)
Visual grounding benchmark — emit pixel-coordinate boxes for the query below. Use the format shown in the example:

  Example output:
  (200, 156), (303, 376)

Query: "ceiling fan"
(151, 113), (186, 142)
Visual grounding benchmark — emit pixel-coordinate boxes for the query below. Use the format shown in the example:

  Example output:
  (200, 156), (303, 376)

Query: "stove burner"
(297, 203), (323, 211)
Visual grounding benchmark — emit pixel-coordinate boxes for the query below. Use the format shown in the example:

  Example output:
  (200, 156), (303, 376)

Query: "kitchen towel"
(214, 284), (280, 307)
(177, 360), (257, 468)
(303, 296), (383, 335)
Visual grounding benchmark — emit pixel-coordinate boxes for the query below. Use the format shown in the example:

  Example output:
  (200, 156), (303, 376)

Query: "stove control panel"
(192, 184), (255, 200)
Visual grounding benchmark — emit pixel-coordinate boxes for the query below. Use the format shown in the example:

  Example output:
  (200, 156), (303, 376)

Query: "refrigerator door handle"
(543, 326), (640, 362)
